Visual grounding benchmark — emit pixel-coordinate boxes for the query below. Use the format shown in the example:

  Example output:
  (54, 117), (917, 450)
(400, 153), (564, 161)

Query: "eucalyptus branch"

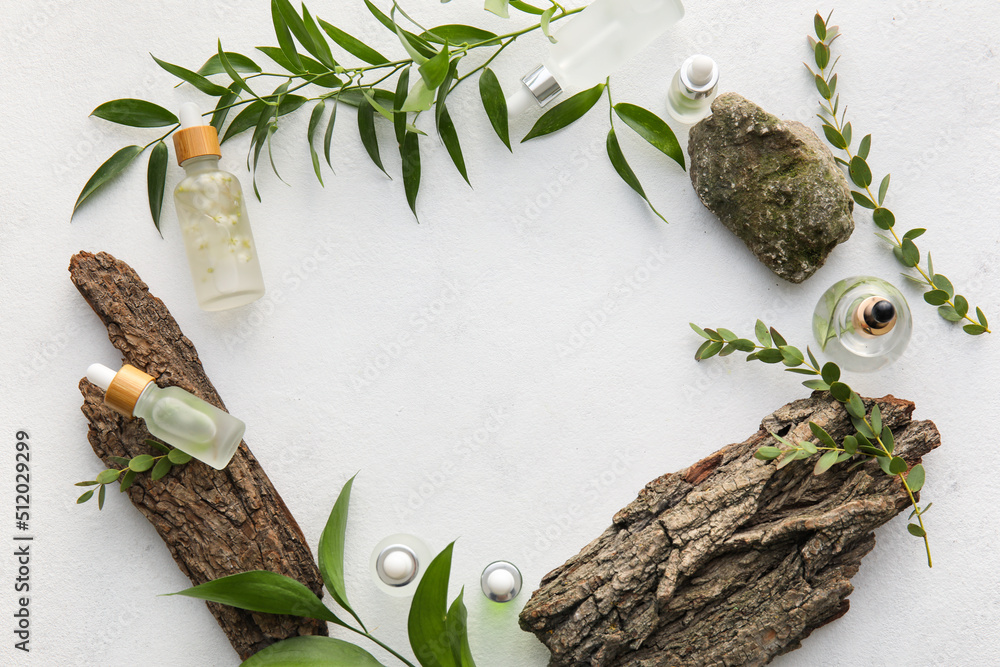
(74, 438), (191, 509)
(807, 11), (989, 335)
(690, 320), (933, 567)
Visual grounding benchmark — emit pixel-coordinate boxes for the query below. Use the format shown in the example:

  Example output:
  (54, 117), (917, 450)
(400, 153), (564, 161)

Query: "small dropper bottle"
(173, 103), (265, 311)
(812, 276), (912, 372)
(86, 363), (245, 469)
(666, 55), (719, 124)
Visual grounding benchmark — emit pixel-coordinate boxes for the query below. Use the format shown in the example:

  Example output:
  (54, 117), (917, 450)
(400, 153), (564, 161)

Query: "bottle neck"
(181, 155), (221, 175)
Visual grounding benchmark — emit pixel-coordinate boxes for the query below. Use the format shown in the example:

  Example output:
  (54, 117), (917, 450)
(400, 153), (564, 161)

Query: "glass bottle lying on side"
(86, 363), (245, 470)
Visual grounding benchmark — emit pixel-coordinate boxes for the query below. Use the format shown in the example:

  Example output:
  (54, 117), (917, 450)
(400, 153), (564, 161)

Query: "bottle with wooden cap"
(173, 103), (265, 311)
(812, 276), (912, 372)
(86, 363), (245, 469)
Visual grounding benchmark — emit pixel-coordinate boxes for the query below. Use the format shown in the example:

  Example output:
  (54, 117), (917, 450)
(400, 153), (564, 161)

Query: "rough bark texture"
(520, 392), (940, 667)
(71, 251), (327, 661)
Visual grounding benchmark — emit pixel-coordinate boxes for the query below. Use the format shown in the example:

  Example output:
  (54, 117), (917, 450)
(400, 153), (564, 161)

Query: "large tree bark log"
(519, 392), (940, 667)
(71, 250), (327, 661)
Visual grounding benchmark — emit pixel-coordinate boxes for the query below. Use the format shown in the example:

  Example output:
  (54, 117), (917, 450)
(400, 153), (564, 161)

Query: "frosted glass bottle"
(812, 276), (912, 372)
(507, 0), (685, 113)
(87, 363), (245, 470)
(666, 54), (719, 124)
(172, 104), (265, 311)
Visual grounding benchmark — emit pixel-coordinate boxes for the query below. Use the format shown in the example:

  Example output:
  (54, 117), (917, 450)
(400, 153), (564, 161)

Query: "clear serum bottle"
(812, 276), (912, 372)
(172, 103), (265, 311)
(506, 0), (685, 113)
(86, 363), (245, 470)
(666, 54), (719, 124)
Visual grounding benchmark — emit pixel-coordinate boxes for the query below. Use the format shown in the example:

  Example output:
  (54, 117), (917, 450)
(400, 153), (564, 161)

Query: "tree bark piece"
(519, 392), (940, 667)
(71, 250), (327, 661)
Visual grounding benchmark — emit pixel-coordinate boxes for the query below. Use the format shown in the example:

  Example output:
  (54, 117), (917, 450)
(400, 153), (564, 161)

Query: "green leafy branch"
(75, 438), (192, 509)
(807, 11), (989, 335)
(167, 474), (476, 666)
(691, 320), (932, 567)
(74, 0), (683, 229)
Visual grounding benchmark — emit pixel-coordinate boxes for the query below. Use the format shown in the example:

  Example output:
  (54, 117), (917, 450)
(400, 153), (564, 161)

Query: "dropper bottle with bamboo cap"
(173, 102), (265, 311)
(86, 363), (245, 470)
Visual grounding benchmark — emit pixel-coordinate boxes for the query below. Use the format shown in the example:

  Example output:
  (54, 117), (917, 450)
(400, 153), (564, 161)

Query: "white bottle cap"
(688, 55), (716, 87)
(179, 102), (203, 129)
(86, 363), (118, 391)
(486, 568), (516, 596)
(382, 550), (416, 582)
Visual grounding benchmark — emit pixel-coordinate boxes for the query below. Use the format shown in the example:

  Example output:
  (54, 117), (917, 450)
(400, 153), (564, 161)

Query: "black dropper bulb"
(868, 299), (895, 327)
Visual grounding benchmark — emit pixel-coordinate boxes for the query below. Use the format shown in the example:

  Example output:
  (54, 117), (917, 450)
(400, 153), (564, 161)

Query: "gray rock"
(688, 93), (854, 283)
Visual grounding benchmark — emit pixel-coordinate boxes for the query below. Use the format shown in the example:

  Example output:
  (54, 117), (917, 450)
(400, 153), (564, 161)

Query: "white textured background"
(2, 0), (999, 665)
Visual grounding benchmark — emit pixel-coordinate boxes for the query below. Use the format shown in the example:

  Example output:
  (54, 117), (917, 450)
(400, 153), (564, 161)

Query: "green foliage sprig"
(691, 320), (932, 567)
(168, 474), (477, 666)
(807, 11), (989, 336)
(75, 438), (192, 509)
(75, 0), (684, 227)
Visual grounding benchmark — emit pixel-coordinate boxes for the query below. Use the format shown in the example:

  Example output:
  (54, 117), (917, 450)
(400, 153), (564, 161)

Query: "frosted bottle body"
(133, 383), (245, 470)
(174, 156), (265, 311)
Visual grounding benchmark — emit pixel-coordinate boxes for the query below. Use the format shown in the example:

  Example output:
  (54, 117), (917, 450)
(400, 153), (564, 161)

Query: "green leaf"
(402, 131), (421, 219)
(849, 155), (872, 188)
(485, 0), (510, 18)
(907, 464), (925, 492)
(889, 456), (907, 475)
(868, 404), (881, 436)
(96, 468), (121, 485)
(881, 426), (894, 454)
(446, 589), (476, 667)
(307, 101), (327, 186)
(613, 103), (685, 169)
(802, 379), (830, 391)
(323, 96), (338, 168)
(394, 67), (411, 145)
(146, 141), (168, 235)
(273, 0), (319, 61)
(695, 340), (723, 361)
(814, 450), (838, 475)
(842, 435), (858, 455)
(211, 84), (240, 133)
(829, 381), (852, 402)
(301, 5), (337, 69)
(408, 542), (458, 667)
(120, 469), (136, 493)
(418, 44), (451, 90)
(733, 339), (756, 352)
(422, 24), (498, 46)
(357, 96), (388, 177)
(169, 571), (343, 626)
(842, 122), (852, 146)
(909, 503), (932, 520)
(964, 324), (988, 335)
(977, 307), (989, 329)
(606, 128), (666, 223)
(401, 78), (435, 112)
(779, 345), (804, 366)
(218, 41), (258, 96)
(815, 74), (831, 99)
(223, 101), (266, 143)
(196, 52), (262, 77)
(878, 173), (891, 205)
(479, 68), (510, 151)
(152, 55), (230, 96)
(540, 6), (557, 43)
(74, 145), (142, 214)
(820, 362), (840, 385)
(877, 456), (892, 475)
(77, 490), (95, 504)
(904, 227), (927, 242)
(690, 323), (712, 339)
(852, 417), (874, 439)
(256, 46), (323, 75)
(901, 238), (920, 267)
(755, 447), (782, 461)
(719, 342), (738, 357)
(91, 99), (178, 128)
(851, 191), (876, 210)
(846, 392), (865, 419)
(800, 440), (818, 455)
(768, 328), (786, 348)
(923, 290), (950, 306)
(145, 439), (170, 454)
(814, 12), (827, 40)
(168, 449), (193, 464)
(809, 422), (837, 449)
(716, 328), (737, 341)
(318, 20), (388, 65)
(872, 207), (895, 230)
(318, 475), (364, 630)
(938, 305), (963, 322)
(75, 480), (99, 486)
(436, 64), (469, 186)
(240, 636), (386, 667)
(907, 523), (926, 538)
(858, 134), (871, 160)
(755, 320), (771, 347)
(822, 124), (846, 149)
(271, 0), (304, 72)
(814, 41), (830, 69)
(929, 273), (953, 297)
(362, 0), (436, 59)
(150, 457), (173, 481)
(98, 483), (107, 510)
(756, 348), (784, 364)
(522, 83), (605, 142)
(953, 295), (969, 317)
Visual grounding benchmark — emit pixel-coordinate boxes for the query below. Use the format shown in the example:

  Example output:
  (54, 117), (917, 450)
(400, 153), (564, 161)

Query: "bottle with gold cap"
(86, 363), (245, 470)
(172, 102), (265, 311)
(812, 276), (912, 373)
